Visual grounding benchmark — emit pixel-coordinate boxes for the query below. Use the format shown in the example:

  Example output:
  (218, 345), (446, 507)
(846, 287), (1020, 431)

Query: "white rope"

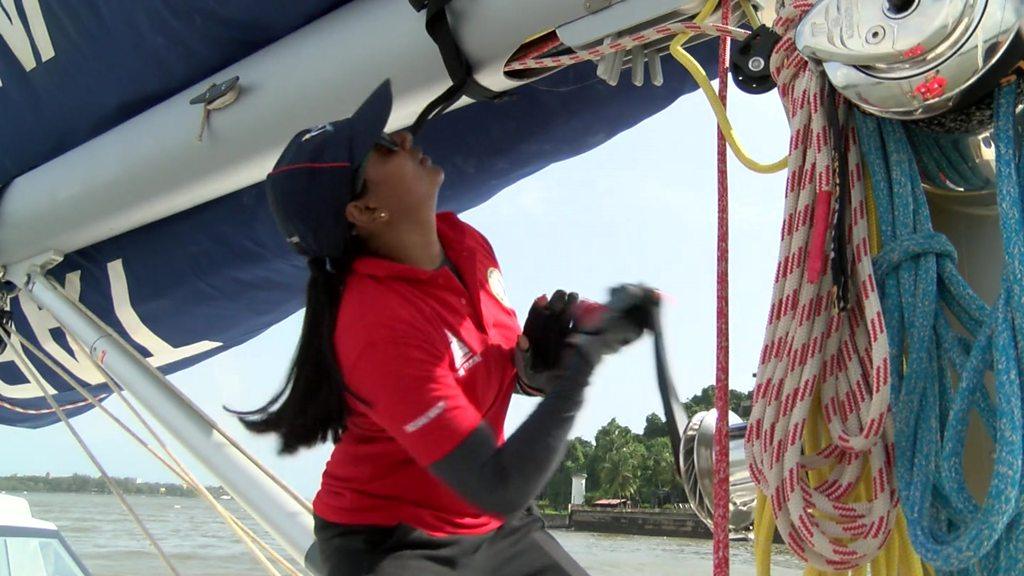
(1, 329), (183, 576)
(39, 275), (314, 517)
(7, 328), (304, 576)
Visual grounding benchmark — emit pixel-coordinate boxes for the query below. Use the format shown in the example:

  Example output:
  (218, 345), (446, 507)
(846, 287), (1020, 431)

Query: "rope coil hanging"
(857, 80), (1024, 574)
(743, 0), (899, 570)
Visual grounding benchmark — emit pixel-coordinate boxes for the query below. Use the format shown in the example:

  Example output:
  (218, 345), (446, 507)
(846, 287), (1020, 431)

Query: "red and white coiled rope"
(743, 1), (896, 571)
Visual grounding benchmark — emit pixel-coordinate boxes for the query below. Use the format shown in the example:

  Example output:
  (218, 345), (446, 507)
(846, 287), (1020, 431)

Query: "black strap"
(0, 306), (10, 356)
(825, 83), (850, 312)
(410, 0), (505, 135)
(649, 303), (689, 476)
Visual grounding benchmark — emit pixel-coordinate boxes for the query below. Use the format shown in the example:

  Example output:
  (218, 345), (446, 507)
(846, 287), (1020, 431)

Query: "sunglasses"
(354, 133), (401, 196)
(375, 132), (401, 152)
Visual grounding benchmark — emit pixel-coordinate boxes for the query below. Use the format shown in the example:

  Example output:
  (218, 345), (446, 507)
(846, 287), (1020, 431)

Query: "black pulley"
(731, 25), (781, 95)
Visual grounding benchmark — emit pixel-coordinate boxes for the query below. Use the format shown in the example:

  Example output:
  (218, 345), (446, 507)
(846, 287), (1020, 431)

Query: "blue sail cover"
(0, 1), (719, 427)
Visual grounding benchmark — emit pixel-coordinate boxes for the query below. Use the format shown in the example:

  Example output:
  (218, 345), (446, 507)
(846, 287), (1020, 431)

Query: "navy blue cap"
(266, 80), (393, 258)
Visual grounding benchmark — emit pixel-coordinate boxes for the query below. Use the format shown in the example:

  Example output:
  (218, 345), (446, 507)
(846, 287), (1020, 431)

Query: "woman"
(240, 81), (645, 576)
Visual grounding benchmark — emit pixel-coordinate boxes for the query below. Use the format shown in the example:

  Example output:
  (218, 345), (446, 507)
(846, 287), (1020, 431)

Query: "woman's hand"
(521, 290), (578, 371)
(514, 290), (578, 396)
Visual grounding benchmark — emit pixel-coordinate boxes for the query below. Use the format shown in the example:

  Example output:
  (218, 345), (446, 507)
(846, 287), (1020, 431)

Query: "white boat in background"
(0, 495), (91, 576)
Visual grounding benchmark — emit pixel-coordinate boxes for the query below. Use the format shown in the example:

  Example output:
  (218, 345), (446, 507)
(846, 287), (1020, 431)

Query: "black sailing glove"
(514, 290), (578, 396)
(430, 285), (654, 516)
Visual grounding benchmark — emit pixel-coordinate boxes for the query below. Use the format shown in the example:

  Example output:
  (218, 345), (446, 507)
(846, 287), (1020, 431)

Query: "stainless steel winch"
(795, 0), (1024, 195)
(679, 409), (758, 534)
(795, 0), (1024, 120)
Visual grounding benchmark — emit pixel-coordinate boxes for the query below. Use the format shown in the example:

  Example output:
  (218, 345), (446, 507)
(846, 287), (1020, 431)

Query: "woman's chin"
(430, 166), (445, 187)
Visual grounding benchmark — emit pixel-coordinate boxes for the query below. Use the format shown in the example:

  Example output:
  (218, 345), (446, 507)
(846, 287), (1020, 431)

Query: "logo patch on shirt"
(487, 267), (511, 308)
(445, 330), (480, 377)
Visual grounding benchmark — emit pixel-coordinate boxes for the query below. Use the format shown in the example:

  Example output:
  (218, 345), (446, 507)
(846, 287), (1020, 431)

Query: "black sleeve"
(427, 348), (593, 517)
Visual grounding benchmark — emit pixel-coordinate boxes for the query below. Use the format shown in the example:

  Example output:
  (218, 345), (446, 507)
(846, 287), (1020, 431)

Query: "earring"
(377, 210), (389, 221)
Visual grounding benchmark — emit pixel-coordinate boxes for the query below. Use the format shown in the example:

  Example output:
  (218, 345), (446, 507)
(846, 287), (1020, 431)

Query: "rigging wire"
(4, 316), (304, 575)
(1, 329), (183, 576)
(34, 274), (313, 518)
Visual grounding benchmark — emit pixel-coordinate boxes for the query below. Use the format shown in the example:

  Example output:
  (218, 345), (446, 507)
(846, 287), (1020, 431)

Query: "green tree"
(588, 419), (645, 500)
(586, 418), (628, 497)
(598, 434), (645, 500)
(542, 437), (593, 509)
(637, 435), (681, 505)
(641, 436), (676, 490)
(642, 413), (668, 440)
(683, 385), (753, 416)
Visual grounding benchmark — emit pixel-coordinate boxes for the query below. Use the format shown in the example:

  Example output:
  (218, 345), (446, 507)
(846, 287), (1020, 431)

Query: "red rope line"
(712, 0), (732, 575)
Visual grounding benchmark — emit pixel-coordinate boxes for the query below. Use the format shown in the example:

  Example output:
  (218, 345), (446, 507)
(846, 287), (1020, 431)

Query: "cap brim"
(349, 80), (394, 182)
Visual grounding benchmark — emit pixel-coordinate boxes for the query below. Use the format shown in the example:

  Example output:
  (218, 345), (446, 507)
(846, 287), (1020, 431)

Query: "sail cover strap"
(409, 0), (506, 134)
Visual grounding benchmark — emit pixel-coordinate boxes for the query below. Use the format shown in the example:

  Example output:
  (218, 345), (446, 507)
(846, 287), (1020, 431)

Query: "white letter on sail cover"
(0, 0), (55, 87)
(107, 259), (221, 366)
(23, 270), (107, 386)
(0, 271), (98, 396)
(0, 259), (222, 396)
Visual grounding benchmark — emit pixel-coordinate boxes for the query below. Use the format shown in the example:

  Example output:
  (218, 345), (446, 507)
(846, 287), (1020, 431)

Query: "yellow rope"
(667, 0), (788, 174)
(739, 0), (762, 28)
(668, 41), (789, 174)
(752, 384), (931, 575)
(755, 491), (776, 576)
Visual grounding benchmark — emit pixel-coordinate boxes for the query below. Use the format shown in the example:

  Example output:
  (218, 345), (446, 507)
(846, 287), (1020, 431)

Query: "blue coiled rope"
(855, 82), (1024, 574)
(906, 128), (990, 192)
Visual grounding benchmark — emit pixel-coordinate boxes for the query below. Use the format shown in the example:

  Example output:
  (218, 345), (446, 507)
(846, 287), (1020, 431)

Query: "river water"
(11, 492), (805, 575)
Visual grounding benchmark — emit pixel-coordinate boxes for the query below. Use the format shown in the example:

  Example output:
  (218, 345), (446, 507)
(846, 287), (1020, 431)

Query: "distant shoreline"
(0, 474), (229, 499)
(541, 507), (714, 540)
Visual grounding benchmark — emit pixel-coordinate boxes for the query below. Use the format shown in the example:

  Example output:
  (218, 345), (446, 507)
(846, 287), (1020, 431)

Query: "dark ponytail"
(231, 249), (359, 454)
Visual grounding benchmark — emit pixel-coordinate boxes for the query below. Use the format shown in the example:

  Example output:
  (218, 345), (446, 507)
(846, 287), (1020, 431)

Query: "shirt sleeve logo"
(487, 267), (511, 308)
(402, 400), (446, 433)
